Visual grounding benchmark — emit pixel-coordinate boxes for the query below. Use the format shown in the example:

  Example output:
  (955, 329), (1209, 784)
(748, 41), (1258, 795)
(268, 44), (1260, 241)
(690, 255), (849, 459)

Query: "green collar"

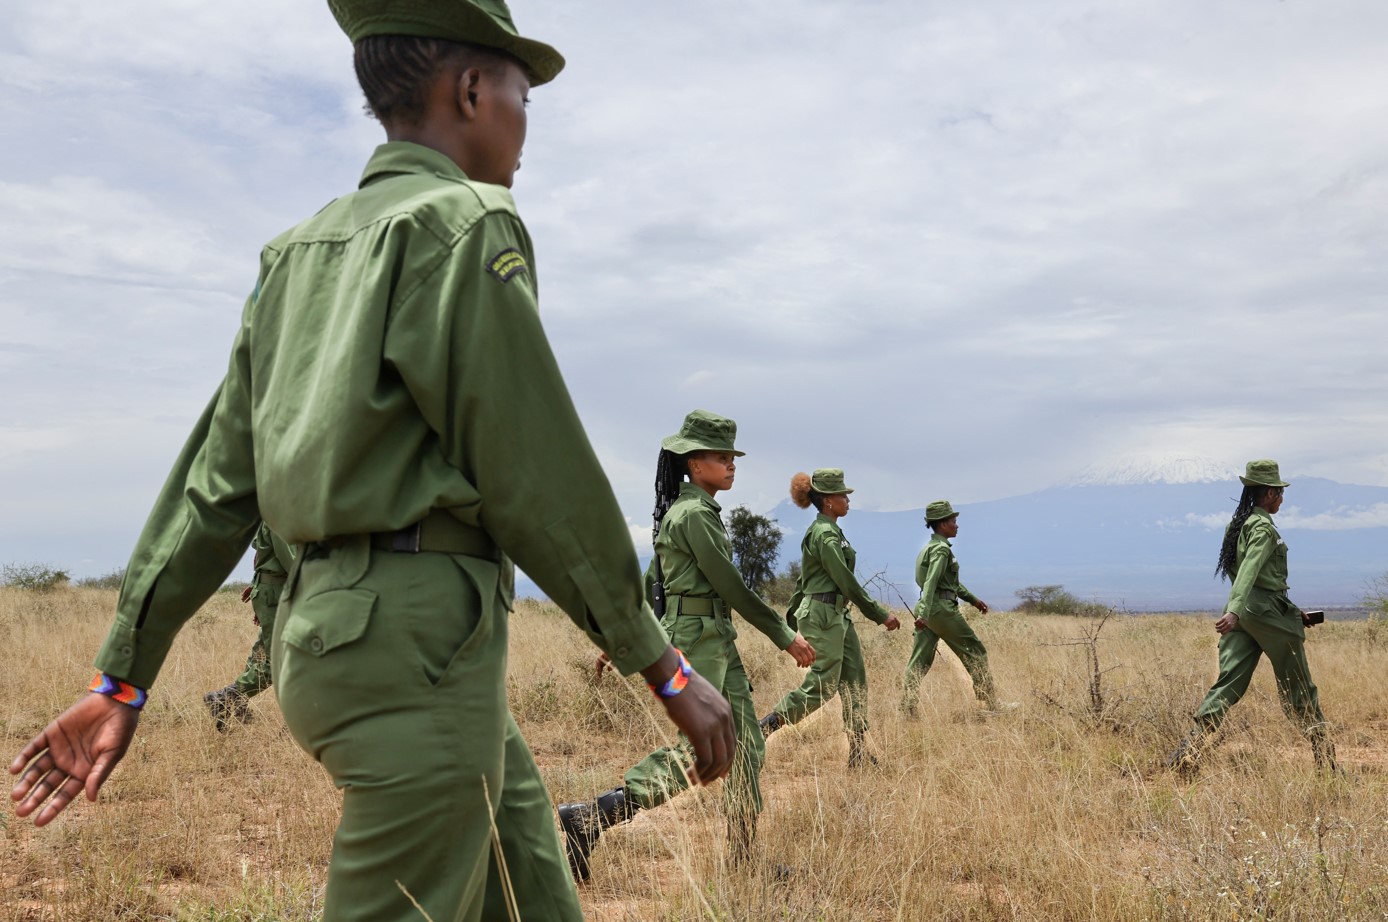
(929, 533), (952, 547)
(359, 141), (469, 188)
(679, 480), (721, 512)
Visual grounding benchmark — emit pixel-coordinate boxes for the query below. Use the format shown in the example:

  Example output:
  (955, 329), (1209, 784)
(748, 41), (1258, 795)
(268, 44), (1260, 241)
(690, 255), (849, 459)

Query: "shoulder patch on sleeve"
(487, 247), (528, 283)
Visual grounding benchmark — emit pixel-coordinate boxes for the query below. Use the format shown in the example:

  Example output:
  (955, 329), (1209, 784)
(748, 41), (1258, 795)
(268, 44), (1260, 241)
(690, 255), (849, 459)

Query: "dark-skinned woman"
(1168, 459), (1336, 775)
(559, 411), (815, 879)
(760, 469), (901, 768)
(900, 500), (1011, 715)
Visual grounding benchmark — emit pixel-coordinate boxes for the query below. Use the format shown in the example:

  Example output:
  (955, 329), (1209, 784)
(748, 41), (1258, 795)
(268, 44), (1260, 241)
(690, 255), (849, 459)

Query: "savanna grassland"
(3, 587), (1387, 921)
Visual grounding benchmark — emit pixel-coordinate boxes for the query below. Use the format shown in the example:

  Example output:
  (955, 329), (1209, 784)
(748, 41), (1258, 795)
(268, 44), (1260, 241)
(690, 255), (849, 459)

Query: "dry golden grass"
(3, 587), (1387, 921)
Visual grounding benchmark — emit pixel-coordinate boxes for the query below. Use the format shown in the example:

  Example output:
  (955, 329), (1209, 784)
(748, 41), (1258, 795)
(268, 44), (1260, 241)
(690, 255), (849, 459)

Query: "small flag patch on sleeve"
(487, 248), (528, 283)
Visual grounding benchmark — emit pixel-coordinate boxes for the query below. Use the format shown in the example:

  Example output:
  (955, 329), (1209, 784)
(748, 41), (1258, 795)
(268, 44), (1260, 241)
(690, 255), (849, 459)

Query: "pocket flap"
(282, 588), (376, 657)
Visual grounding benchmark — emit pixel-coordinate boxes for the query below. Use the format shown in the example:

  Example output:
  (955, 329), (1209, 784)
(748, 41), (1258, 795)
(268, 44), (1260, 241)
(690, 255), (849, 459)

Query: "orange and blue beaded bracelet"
(647, 649), (692, 699)
(89, 672), (147, 710)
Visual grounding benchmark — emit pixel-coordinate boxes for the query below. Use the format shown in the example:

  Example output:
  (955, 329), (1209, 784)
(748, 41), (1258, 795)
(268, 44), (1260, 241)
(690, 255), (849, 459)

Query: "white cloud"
(4, 0), (1388, 575)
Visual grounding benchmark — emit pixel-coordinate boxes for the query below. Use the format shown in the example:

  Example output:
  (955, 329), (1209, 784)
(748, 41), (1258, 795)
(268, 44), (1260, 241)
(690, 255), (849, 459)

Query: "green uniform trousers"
(271, 538), (581, 922)
(1193, 590), (1327, 735)
(233, 579), (281, 698)
(901, 606), (995, 706)
(623, 611), (763, 821)
(772, 597), (869, 734)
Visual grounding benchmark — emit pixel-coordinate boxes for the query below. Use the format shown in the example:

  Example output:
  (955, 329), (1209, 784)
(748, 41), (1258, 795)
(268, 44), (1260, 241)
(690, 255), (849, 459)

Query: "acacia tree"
(727, 506), (781, 593)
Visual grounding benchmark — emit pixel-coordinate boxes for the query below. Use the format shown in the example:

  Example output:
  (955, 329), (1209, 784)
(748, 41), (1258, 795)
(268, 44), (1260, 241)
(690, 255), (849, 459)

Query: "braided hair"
(648, 449), (692, 616)
(353, 35), (515, 125)
(1215, 485), (1265, 582)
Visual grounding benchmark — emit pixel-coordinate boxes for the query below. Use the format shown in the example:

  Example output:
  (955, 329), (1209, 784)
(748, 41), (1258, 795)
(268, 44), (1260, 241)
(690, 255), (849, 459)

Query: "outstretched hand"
(10, 693), (140, 827)
(882, 614), (902, 632)
(784, 633), (816, 667)
(972, 600), (990, 614)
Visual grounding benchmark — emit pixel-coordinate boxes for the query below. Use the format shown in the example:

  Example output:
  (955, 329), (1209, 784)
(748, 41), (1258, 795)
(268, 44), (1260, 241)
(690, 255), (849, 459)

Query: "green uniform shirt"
(655, 483), (796, 650)
(789, 513), (891, 624)
(913, 534), (978, 618)
(1225, 507), (1290, 616)
(251, 522), (293, 579)
(94, 141), (668, 687)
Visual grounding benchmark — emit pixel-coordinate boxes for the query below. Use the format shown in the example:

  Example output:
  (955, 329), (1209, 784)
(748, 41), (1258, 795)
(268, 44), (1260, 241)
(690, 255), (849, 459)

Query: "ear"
(455, 66), (484, 119)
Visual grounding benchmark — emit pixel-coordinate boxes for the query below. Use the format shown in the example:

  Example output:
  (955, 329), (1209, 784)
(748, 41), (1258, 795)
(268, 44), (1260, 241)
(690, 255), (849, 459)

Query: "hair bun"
(789, 472), (813, 509)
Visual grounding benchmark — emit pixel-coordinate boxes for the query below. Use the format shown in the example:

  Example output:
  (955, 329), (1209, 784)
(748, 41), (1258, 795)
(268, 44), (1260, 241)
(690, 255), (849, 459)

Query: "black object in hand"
(1303, 609), (1325, 626)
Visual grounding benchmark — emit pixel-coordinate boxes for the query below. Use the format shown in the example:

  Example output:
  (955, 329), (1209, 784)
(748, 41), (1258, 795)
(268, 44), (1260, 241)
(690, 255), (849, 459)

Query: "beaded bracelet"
(648, 649), (692, 699)
(89, 672), (148, 710)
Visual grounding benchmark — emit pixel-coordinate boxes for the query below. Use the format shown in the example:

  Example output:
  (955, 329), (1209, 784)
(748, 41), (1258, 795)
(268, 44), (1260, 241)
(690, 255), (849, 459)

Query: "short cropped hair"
(353, 34), (519, 126)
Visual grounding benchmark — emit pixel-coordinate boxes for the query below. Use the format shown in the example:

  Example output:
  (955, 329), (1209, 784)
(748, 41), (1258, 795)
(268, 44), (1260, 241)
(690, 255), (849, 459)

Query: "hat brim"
(925, 512), (959, 524)
(662, 435), (744, 457)
(331, 3), (566, 85)
(816, 486), (854, 495)
(1239, 476), (1290, 488)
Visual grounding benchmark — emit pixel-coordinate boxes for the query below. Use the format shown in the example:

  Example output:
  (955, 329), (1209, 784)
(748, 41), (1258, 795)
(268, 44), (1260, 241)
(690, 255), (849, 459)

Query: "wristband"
(648, 649), (692, 699)
(90, 672), (147, 710)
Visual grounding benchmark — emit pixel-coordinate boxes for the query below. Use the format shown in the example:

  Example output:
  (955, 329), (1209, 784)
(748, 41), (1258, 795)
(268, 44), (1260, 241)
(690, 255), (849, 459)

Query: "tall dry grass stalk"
(3, 587), (1386, 920)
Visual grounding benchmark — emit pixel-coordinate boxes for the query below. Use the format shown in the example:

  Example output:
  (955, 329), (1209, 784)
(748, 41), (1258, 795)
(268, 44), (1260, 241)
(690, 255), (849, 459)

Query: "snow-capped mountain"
(1068, 455), (1239, 487)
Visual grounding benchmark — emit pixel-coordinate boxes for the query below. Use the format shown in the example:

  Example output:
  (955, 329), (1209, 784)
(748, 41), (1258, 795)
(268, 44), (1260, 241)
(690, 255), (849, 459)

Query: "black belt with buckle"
(810, 591), (843, 605)
(366, 510), (499, 561)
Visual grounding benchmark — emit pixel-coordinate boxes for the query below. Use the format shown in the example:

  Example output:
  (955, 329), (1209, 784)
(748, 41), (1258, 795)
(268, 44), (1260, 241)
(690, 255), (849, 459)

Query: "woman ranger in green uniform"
(900, 501), (1008, 715)
(559, 411), (815, 880)
(760, 469), (900, 767)
(1168, 460), (1337, 774)
(204, 523), (295, 731)
(8, 5), (737, 921)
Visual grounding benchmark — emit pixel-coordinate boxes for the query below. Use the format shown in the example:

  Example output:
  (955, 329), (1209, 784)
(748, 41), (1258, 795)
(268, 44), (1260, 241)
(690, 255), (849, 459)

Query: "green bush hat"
(1239, 459), (1290, 488)
(328, 0), (566, 85)
(810, 469), (853, 495)
(925, 500), (958, 524)
(662, 410), (745, 457)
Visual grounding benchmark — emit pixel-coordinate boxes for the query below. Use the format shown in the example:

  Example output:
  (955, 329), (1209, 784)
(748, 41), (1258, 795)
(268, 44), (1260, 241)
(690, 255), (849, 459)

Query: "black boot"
(847, 731), (878, 769)
(727, 815), (793, 879)
(557, 786), (637, 882)
(1310, 728), (1340, 775)
(727, 814), (755, 867)
(759, 711), (786, 738)
(203, 685), (252, 733)
(1165, 724), (1215, 778)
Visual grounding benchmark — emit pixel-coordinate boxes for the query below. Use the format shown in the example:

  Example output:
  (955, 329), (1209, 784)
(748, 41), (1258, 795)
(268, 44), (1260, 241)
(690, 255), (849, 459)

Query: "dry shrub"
(3, 592), (1387, 921)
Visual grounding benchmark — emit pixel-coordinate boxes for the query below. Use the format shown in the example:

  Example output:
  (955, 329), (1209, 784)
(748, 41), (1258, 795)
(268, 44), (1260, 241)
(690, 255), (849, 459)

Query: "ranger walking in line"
(204, 523), (294, 731)
(8, 4), (736, 920)
(760, 469), (901, 767)
(559, 411), (815, 880)
(1168, 459), (1337, 775)
(900, 501), (1010, 715)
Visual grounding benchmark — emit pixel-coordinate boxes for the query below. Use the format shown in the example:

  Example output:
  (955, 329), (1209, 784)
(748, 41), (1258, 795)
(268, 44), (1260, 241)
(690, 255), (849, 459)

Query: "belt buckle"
(392, 521), (423, 553)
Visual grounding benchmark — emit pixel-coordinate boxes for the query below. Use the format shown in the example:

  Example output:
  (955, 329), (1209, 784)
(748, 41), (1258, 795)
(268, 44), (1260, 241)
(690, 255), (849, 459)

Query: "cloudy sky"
(3, 0), (1386, 575)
